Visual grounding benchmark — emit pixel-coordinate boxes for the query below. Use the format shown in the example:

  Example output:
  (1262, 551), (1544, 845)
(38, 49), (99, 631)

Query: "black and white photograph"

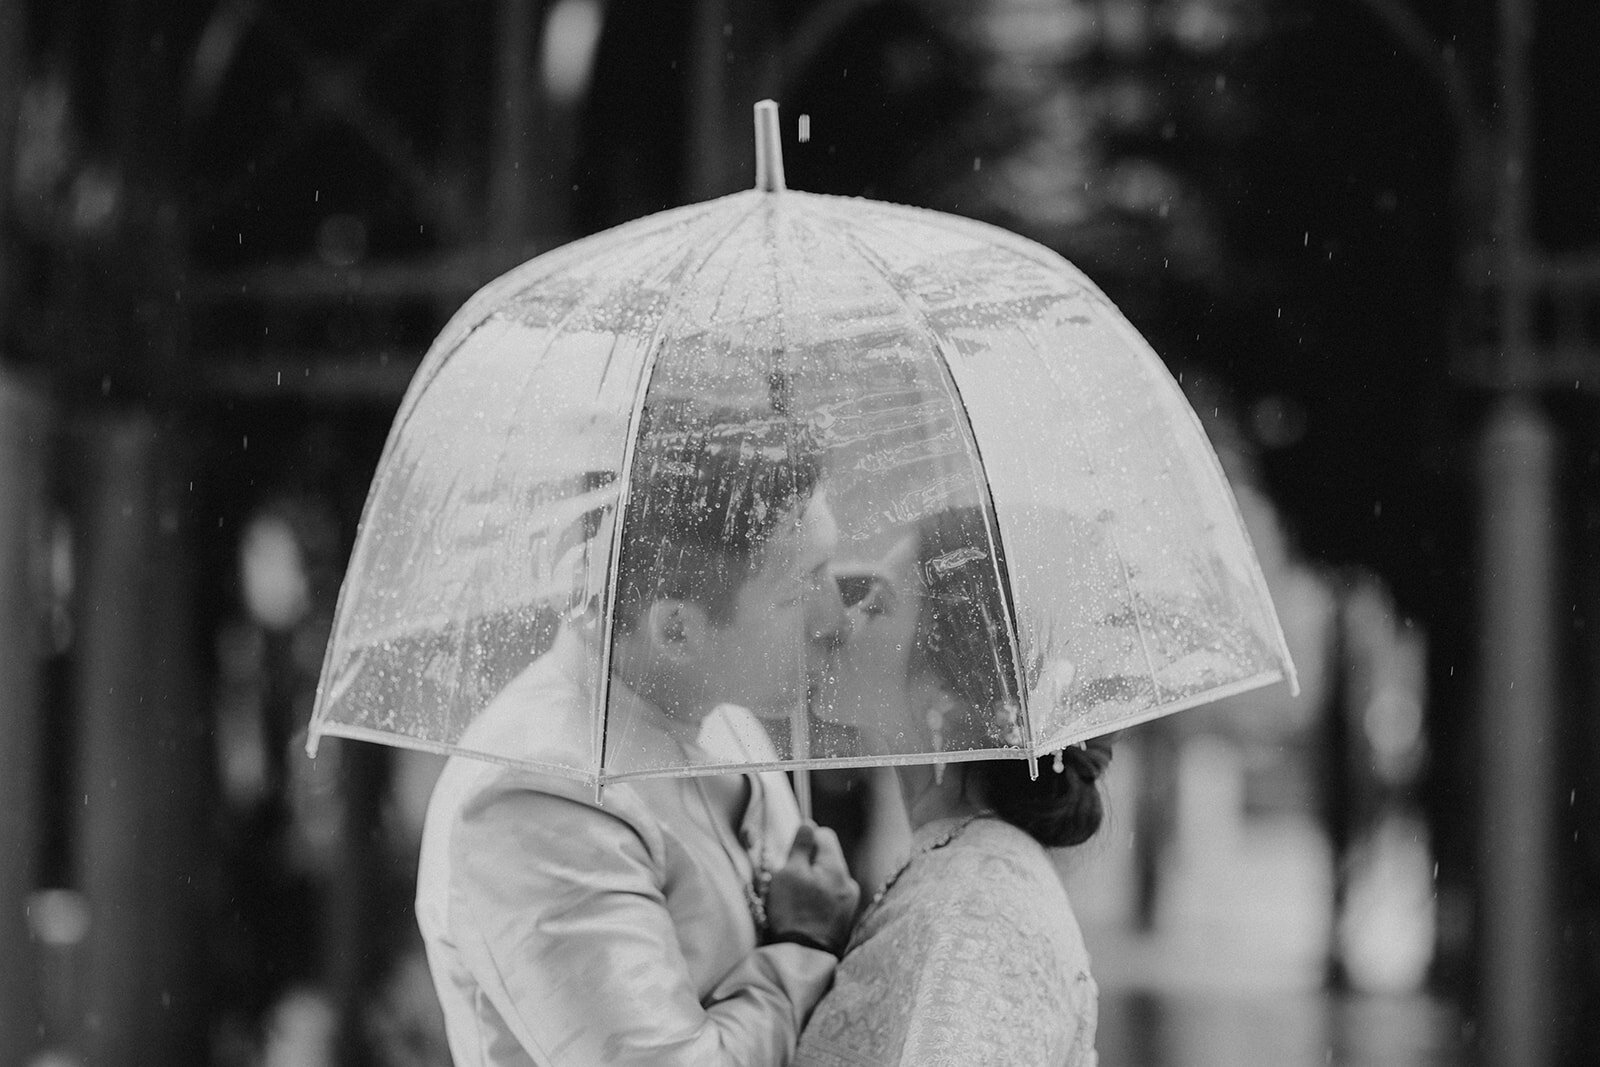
(1, 2), (1597, 1064)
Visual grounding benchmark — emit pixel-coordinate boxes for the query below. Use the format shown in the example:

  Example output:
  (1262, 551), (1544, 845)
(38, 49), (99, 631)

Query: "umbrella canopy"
(306, 103), (1295, 788)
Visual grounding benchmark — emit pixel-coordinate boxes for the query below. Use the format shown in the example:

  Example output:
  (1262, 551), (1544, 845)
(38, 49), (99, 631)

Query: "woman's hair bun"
(976, 740), (1112, 849)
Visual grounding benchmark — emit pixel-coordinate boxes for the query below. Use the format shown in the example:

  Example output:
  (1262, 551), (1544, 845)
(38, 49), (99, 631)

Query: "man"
(417, 404), (860, 1065)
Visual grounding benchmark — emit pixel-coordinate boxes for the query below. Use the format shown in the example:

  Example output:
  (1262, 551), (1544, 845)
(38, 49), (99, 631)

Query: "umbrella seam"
(825, 222), (1037, 759)
(593, 194), (771, 791)
(761, 198), (814, 777)
(818, 199), (1168, 742)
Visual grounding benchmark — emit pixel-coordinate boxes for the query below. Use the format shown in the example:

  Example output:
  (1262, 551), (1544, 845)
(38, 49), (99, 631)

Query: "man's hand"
(764, 822), (860, 957)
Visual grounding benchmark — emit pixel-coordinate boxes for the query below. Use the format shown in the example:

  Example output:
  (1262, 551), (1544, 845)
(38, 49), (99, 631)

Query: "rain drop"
(973, 157), (981, 172)
(798, 114), (811, 142)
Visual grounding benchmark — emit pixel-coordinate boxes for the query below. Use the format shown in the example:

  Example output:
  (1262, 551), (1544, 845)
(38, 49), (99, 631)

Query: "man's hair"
(612, 401), (822, 631)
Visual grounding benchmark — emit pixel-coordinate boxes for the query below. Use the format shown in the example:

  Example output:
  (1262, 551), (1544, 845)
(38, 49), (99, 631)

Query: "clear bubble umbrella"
(305, 102), (1296, 791)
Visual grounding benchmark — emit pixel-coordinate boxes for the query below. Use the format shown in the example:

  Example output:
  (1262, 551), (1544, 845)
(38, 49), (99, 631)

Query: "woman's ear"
(642, 599), (711, 665)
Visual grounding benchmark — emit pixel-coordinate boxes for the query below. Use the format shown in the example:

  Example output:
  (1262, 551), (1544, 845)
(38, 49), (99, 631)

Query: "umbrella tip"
(753, 99), (785, 193)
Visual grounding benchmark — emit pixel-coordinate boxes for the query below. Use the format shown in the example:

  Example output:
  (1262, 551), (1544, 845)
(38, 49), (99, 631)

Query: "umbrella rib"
(593, 195), (769, 791)
(827, 223), (1038, 764)
(762, 200), (814, 780)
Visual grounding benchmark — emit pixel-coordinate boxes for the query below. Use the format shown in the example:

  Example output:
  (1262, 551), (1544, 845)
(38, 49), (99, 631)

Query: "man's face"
(699, 493), (848, 717)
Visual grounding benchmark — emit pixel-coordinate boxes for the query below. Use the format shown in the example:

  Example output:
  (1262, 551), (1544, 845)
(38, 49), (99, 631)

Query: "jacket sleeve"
(451, 781), (835, 1066)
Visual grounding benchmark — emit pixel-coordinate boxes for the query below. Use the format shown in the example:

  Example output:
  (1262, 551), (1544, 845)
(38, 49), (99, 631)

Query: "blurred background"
(0, 0), (1596, 1064)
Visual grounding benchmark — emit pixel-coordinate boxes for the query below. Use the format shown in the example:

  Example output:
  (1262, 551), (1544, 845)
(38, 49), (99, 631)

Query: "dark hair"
(974, 742), (1111, 848)
(910, 505), (1110, 848)
(613, 401), (822, 631)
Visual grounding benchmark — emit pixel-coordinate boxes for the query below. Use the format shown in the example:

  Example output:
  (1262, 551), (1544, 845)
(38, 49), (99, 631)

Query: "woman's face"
(813, 534), (938, 752)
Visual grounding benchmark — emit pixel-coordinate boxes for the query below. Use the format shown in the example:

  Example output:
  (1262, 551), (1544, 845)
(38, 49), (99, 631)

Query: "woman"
(796, 506), (1110, 1066)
